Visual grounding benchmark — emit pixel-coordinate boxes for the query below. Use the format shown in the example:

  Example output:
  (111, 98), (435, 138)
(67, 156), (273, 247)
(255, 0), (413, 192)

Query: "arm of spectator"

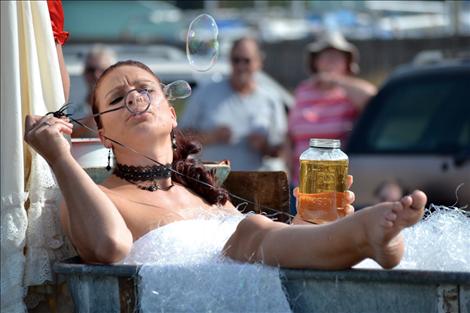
(55, 43), (70, 101)
(47, 0), (70, 101)
(317, 73), (377, 110)
(247, 132), (268, 154)
(247, 95), (287, 157)
(248, 133), (287, 158)
(184, 126), (232, 145)
(179, 86), (232, 145)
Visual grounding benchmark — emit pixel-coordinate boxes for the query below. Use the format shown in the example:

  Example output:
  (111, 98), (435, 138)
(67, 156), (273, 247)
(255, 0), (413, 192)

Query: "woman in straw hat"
(287, 32), (377, 213)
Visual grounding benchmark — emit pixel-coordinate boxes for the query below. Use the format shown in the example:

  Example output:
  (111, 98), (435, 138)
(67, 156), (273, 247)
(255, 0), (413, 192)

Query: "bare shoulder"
(96, 175), (128, 198)
(93, 177), (137, 212)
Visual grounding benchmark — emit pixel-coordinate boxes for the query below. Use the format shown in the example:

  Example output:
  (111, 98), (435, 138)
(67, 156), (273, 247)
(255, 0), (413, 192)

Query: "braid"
(171, 129), (229, 205)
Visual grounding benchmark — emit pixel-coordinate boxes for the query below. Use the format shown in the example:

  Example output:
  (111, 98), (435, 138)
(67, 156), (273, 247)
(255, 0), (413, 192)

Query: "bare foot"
(360, 190), (427, 269)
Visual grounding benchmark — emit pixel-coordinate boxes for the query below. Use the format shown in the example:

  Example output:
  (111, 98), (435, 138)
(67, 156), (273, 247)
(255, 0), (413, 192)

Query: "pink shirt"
(288, 79), (359, 184)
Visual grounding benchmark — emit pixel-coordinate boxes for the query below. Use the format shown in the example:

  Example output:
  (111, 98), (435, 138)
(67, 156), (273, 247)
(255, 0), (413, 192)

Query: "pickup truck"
(346, 59), (470, 208)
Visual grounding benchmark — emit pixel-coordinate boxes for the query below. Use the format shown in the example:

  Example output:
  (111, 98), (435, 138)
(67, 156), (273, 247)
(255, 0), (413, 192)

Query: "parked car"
(346, 59), (470, 208)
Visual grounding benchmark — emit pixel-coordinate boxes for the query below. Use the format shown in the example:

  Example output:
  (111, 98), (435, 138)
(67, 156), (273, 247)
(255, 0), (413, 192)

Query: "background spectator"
(287, 32), (377, 212)
(70, 44), (116, 138)
(375, 179), (406, 202)
(180, 37), (287, 171)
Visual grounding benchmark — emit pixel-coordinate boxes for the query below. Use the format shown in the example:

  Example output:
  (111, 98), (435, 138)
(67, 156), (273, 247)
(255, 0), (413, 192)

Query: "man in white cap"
(287, 32), (377, 213)
(71, 44), (116, 138)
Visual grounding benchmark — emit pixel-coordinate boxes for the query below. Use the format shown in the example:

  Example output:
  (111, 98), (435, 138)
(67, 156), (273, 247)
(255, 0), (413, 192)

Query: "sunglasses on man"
(231, 57), (251, 65)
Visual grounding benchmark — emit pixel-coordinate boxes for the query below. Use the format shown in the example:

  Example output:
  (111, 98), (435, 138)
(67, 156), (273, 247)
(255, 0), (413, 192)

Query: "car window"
(348, 69), (470, 154)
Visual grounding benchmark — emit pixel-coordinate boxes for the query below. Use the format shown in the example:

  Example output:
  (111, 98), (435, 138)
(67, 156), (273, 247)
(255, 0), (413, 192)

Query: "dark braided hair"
(91, 60), (229, 205)
(171, 129), (229, 205)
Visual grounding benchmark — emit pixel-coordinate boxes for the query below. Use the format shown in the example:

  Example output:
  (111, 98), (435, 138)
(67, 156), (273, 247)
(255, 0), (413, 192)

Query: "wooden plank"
(223, 171), (291, 222)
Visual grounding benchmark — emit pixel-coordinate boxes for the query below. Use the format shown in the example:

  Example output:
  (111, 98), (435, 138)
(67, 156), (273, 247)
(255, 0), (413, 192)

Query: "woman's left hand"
(291, 175), (355, 225)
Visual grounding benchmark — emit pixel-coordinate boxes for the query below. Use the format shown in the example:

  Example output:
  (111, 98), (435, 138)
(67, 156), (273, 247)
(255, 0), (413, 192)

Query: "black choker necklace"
(113, 163), (174, 191)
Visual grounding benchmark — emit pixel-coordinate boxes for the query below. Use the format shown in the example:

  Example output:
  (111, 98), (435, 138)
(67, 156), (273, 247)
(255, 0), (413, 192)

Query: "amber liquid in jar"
(298, 139), (349, 224)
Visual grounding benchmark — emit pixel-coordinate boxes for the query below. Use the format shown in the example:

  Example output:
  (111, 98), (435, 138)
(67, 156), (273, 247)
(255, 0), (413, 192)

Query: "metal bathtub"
(54, 257), (470, 313)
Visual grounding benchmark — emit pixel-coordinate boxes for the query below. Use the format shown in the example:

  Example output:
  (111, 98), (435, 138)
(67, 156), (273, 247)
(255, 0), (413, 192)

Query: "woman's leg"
(223, 190), (426, 269)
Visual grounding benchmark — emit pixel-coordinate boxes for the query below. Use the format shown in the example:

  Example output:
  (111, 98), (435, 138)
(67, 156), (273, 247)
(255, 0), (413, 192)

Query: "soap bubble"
(162, 80), (192, 101)
(186, 14), (219, 72)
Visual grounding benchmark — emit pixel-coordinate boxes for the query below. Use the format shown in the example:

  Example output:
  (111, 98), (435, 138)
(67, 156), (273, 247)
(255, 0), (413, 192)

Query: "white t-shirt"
(180, 79), (287, 171)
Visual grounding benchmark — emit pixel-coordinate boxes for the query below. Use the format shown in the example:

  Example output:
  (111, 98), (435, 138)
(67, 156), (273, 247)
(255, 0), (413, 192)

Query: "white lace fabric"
(1, 192), (29, 313)
(23, 155), (77, 287)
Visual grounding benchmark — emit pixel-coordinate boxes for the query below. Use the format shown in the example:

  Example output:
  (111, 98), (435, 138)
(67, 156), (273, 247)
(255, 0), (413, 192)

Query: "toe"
(410, 190), (427, 210)
(400, 195), (413, 208)
(381, 220), (394, 228)
(391, 201), (403, 213)
(385, 211), (397, 221)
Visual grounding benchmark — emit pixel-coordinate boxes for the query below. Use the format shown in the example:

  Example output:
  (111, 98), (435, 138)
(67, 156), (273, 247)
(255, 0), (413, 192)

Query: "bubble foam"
(397, 205), (470, 272)
(120, 214), (291, 313)
(357, 205), (470, 271)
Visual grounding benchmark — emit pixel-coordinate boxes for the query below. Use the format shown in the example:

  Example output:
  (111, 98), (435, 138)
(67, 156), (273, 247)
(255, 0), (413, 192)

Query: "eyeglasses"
(95, 88), (155, 117)
(231, 57), (251, 65)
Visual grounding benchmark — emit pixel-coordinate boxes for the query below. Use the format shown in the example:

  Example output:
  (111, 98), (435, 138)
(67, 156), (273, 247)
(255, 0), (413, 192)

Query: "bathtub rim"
(54, 256), (470, 285)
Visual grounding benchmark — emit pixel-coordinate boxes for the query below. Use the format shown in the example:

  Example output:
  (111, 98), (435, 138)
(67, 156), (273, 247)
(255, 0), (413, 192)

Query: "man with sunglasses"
(71, 44), (116, 138)
(180, 37), (287, 171)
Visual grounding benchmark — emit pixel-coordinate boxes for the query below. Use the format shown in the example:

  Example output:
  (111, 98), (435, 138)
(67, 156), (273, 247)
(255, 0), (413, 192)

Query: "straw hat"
(306, 32), (359, 75)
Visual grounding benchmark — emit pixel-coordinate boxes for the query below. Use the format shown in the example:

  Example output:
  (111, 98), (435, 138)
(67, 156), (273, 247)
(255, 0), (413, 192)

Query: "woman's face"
(314, 48), (349, 75)
(95, 65), (177, 146)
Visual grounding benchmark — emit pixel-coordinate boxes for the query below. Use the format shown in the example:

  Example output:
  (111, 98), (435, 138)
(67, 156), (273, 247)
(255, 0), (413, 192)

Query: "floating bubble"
(162, 80), (192, 101)
(186, 14), (219, 72)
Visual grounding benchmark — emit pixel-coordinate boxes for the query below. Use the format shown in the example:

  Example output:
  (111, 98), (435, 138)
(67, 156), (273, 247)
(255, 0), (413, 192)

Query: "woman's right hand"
(291, 175), (356, 225)
(24, 114), (74, 165)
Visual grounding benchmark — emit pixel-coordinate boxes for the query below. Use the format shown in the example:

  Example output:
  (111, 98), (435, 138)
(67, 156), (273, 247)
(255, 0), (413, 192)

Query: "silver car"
(346, 59), (470, 209)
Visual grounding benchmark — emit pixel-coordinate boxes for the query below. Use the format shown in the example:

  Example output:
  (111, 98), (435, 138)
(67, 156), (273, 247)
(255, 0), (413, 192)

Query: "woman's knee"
(224, 214), (283, 262)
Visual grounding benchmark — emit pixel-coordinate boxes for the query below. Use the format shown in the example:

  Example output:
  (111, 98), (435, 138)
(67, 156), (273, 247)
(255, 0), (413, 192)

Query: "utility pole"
(450, 0), (461, 36)
(290, 0), (305, 19)
(204, 0), (218, 15)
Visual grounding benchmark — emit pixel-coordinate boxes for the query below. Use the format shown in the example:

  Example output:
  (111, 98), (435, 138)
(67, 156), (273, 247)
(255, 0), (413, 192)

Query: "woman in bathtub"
(24, 60), (426, 269)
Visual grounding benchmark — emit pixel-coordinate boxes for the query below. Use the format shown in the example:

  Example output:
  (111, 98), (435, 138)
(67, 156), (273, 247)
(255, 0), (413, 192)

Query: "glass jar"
(298, 138), (349, 224)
